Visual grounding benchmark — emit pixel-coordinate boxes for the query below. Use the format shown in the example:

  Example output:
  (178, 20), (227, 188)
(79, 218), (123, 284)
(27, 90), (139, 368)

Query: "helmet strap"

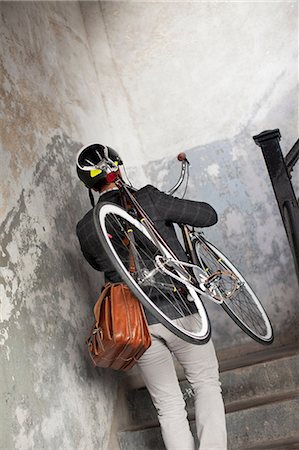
(88, 188), (95, 207)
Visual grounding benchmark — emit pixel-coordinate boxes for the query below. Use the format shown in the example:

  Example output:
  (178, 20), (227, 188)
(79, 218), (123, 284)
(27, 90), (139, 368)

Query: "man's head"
(76, 143), (123, 191)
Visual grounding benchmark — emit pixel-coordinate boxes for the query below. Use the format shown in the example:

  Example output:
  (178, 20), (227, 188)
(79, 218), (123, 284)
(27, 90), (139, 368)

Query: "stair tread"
(124, 343), (299, 390)
(123, 353), (299, 428)
(118, 397), (299, 450)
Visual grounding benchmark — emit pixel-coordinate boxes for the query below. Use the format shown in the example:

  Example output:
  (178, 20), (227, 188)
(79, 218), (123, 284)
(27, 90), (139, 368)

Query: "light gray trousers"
(137, 317), (227, 450)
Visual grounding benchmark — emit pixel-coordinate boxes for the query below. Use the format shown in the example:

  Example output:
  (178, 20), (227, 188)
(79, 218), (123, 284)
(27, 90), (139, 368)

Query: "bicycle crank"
(199, 270), (239, 302)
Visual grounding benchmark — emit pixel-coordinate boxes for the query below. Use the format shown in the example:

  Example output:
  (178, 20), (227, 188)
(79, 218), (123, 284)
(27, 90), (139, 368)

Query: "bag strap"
(93, 283), (112, 325)
(119, 188), (131, 212)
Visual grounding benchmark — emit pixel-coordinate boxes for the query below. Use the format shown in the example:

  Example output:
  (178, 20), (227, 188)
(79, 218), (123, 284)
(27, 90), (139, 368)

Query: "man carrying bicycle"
(76, 143), (227, 450)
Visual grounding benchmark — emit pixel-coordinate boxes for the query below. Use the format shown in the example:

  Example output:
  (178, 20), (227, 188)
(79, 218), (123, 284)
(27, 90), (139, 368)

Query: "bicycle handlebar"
(177, 152), (190, 165)
(166, 153), (190, 196)
(96, 151), (190, 197)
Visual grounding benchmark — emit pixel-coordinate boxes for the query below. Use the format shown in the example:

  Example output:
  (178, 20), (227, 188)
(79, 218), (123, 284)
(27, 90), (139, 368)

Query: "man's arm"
(76, 218), (122, 282)
(137, 185), (218, 227)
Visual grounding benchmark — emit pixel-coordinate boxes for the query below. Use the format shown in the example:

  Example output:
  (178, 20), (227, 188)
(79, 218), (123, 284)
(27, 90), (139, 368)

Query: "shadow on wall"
(127, 134), (299, 348)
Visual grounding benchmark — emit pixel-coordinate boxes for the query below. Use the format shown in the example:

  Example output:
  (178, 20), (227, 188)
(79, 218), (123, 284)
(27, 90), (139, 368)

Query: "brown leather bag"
(86, 282), (152, 371)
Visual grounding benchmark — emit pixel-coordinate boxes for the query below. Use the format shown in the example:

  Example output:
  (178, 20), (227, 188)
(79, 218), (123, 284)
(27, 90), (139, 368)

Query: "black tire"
(193, 235), (274, 345)
(93, 202), (211, 345)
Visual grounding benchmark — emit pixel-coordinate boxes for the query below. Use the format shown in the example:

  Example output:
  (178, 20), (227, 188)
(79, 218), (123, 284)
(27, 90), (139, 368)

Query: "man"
(76, 143), (227, 450)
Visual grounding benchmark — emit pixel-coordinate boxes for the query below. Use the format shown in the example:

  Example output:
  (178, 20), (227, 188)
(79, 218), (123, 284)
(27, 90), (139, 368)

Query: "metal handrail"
(285, 138), (299, 175)
(253, 129), (299, 285)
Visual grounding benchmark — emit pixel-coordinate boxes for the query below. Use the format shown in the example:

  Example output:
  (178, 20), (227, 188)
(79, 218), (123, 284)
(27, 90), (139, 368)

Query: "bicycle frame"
(111, 175), (224, 302)
(91, 152), (274, 343)
(91, 154), (226, 303)
(115, 179), (197, 272)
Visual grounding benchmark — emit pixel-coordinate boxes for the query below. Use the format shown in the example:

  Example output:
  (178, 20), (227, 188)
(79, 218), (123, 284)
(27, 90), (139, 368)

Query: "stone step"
(123, 342), (299, 390)
(118, 398), (299, 450)
(122, 353), (299, 429)
(113, 351), (299, 450)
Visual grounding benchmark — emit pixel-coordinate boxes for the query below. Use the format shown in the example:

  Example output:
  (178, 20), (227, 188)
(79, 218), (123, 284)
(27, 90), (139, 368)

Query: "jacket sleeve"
(139, 185), (218, 227)
(76, 219), (122, 282)
(80, 246), (122, 282)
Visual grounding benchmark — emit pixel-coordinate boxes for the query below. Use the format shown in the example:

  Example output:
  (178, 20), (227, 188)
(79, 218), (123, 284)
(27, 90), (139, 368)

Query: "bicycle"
(87, 153), (274, 346)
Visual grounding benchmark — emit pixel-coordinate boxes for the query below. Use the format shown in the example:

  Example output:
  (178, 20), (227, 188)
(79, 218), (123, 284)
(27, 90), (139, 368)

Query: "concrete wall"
(1, 1), (298, 449)
(0, 3), (120, 449)
(84, 1), (298, 162)
(81, 1), (298, 348)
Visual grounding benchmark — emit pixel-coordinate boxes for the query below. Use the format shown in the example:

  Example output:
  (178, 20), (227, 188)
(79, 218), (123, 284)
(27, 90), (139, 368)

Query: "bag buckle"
(93, 326), (103, 339)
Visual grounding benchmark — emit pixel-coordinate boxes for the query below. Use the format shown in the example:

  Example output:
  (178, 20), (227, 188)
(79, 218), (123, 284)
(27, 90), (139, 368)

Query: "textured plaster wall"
(1, 2), (298, 448)
(81, 1), (299, 348)
(0, 3), (120, 450)
(86, 1), (298, 164)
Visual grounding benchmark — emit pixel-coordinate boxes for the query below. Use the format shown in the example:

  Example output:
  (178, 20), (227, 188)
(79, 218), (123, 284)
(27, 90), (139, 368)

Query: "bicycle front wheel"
(193, 236), (274, 344)
(94, 202), (211, 345)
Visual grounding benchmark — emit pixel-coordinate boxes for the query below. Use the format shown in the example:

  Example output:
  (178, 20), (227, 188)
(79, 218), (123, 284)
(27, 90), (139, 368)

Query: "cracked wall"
(1, 1), (298, 449)
(0, 3), (120, 450)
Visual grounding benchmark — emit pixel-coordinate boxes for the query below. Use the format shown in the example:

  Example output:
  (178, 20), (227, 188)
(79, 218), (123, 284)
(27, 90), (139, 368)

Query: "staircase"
(110, 344), (299, 450)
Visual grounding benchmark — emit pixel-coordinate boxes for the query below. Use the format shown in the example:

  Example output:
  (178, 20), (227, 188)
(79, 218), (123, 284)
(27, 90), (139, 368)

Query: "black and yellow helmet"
(76, 143), (123, 189)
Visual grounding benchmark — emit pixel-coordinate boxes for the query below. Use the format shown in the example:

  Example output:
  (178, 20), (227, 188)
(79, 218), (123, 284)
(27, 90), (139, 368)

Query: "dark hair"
(92, 177), (108, 191)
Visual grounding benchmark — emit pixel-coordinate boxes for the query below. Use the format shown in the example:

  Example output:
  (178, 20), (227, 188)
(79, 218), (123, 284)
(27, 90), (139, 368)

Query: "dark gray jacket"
(76, 184), (217, 323)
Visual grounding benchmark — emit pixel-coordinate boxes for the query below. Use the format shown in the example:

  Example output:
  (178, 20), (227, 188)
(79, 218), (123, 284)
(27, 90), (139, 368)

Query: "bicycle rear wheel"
(94, 202), (211, 345)
(193, 235), (274, 344)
